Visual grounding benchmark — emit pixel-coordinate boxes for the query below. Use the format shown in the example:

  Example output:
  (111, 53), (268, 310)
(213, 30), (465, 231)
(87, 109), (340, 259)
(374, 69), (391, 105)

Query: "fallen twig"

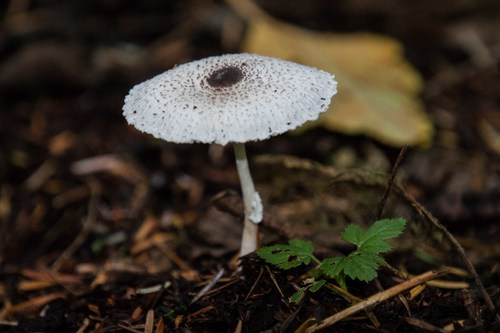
(375, 145), (408, 219)
(305, 270), (444, 332)
(190, 268), (225, 305)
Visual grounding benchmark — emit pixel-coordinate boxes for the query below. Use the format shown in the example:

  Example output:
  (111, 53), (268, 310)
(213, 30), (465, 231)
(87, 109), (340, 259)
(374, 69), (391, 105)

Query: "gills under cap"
(123, 53), (337, 145)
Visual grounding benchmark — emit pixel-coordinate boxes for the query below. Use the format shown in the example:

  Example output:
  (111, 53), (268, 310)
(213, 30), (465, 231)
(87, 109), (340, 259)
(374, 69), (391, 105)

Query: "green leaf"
(343, 252), (385, 282)
(341, 224), (364, 246)
(290, 289), (305, 303)
(258, 218), (406, 291)
(334, 273), (347, 291)
(309, 279), (327, 292)
(257, 239), (314, 269)
(319, 256), (344, 278)
(359, 218), (406, 254)
(364, 218), (407, 240)
(289, 279), (326, 303)
(342, 218), (406, 254)
(320, 252), (386, 283)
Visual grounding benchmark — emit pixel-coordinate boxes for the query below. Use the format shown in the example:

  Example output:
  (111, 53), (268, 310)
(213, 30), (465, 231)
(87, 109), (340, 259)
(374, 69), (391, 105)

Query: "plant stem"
(311, 255), (322, 265)
(233, 142), (263, 256)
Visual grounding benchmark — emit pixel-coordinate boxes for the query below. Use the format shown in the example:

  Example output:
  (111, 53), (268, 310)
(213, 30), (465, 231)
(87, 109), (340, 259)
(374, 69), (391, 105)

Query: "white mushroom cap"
(123, 53), (337, 145)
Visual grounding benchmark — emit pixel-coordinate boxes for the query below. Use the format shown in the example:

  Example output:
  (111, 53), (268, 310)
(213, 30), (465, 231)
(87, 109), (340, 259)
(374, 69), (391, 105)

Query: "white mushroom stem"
(233, 142), (263, 256)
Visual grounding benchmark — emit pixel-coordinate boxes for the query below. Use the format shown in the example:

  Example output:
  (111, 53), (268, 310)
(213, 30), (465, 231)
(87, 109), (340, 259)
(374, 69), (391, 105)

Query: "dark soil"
(1, 1), (500, 332)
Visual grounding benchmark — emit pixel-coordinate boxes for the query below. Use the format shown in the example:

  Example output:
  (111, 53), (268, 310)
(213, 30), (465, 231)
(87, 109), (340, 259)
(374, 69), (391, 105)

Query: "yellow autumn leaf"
(238, 15), (433, 147)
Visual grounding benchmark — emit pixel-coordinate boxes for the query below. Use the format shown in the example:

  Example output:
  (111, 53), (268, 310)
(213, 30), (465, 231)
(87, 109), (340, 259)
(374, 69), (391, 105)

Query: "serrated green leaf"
(358, 237), (393, 254)
(358, 218), (406, 254)
(319, 256), (344, 278)
(341, 224), (364, 246)
(257, 245), (301, 269)
(343, 252), (385, 282)
(364, 218), (407, 240)
(342, 218), (406, 254)
(257, 239), (314, 269)
(288, 239), (315, 263)
(258, 219), (406, 291)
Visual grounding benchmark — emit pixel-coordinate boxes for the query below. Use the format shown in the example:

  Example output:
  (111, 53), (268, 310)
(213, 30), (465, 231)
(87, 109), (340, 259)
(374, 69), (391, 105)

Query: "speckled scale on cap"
(123, 53), (337, 145)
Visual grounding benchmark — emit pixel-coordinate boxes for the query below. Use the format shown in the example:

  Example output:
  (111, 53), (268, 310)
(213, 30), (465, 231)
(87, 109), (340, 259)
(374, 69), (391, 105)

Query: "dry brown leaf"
(145, 309), (155, 333)
(242, 19), (433, 147)
(156, 317), (165, 333)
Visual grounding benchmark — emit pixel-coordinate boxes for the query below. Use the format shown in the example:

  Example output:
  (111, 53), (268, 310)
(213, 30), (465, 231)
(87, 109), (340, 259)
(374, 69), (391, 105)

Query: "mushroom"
(123, 53), (337, 256)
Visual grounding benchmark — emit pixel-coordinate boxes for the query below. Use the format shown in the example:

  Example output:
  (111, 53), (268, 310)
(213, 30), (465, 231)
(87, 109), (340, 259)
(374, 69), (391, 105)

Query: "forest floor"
(0, 1), (499, 332)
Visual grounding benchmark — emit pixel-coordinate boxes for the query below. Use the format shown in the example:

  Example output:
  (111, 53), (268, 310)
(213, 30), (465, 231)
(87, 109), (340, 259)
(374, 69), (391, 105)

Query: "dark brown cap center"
(207, 66), (243, 88)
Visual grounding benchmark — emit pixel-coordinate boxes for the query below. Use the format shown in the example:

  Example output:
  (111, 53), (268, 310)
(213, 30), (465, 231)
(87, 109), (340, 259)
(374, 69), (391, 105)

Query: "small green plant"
(257, 218), (406, 302)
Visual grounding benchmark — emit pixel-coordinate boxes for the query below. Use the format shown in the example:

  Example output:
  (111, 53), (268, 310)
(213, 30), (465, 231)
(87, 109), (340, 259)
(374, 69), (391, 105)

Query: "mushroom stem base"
(233, 142), (263, 256)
